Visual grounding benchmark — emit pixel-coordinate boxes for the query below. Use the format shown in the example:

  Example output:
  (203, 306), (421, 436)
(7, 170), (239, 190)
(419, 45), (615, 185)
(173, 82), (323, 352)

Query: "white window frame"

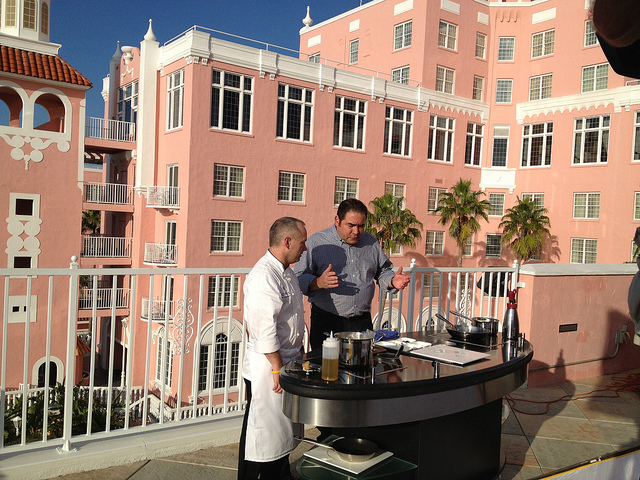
(496, 79), (513, 104)
(532, 29), (555, 58)
(197, 318), (243, 393)
(278, 171), (305, 203)
(334, 177), (358, 205)
(573, 192), (601, 219)
(473, 76), (484, 101)
(475, 32), (486, 59)
(428, 115), (454, 163)
(276, 83), (313, 142)
(425, 231), (445, 255)
(634, 111), (640, 161)
(573, 115), (610, 164)
(571, 238), (597, 264)
(5, 0), (16, 27)
(394, 20), (412, 50)
(492, 125), (510, 167)
(207, 276), (240, 309)
(529, 74), (552, 101)
(392, 66), (410, 85)
(385, 182), (405, 204)
(486, 234), (502, 258)
(582, 64), (608, 93)
(334, 96), (366, 150)
(23, 0), (36, 30)
(428, 187), (447, 212)
(521, 122), (553, 167)
(166, 69), (184, 130)
(463, 236), (473, 257)
(634, 192), (640, 221)
(118, 80), (138, 123)
(522, 193), (545, 210)
(465, 122), (483, 166)
(213, 164), (244, 198)
(210, 69), (253, 133)
(383, 106), (412, 157)
(585, 20), (598, 47)
(155, 327), (173, 388)
(210, 220), (241, 253)
(498, 37), (515, 61)
(350, 39), (359, 64)
(435, 66), (454, 94)
(438, 20), (457, 50)
(488, 193), (505, 217)
(308, 53), (320, 63)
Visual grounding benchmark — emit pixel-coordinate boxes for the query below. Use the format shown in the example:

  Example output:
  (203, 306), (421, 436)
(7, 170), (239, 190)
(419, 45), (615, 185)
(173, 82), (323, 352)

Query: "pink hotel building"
(1, 0), (640, 399)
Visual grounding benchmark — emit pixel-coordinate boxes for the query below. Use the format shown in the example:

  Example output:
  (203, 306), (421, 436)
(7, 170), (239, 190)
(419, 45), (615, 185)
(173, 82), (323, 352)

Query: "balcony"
(146, 186), (180, 210)
(141, 297), (174, 322)
(83, 182), (134, 207)
(78, 287), (130, 311)
(85, 117), (136, 143)
(81, 236), (132, 259)
(144, 243), (177, 266)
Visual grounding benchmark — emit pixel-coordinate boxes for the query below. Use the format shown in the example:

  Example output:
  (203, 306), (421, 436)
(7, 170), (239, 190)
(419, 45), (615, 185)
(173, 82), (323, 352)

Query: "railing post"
(406, 258), (416, 332)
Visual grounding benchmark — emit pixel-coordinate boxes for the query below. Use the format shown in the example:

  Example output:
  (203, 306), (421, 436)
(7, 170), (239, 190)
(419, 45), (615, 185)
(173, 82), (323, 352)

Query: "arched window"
(23, 0), (36, 30)
(34, 93), (65, 132)
(37, 361), (57, 388)
(5, 0), (16, 27)
(198, 317), (242, 392)
(0, 86), (23, 127)
(155, 326), (173, 387)
(40, 2), (48, 35)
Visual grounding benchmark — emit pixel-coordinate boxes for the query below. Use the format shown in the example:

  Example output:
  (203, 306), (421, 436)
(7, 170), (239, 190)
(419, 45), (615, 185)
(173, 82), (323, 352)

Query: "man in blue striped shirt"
(294, 198), (410, 351)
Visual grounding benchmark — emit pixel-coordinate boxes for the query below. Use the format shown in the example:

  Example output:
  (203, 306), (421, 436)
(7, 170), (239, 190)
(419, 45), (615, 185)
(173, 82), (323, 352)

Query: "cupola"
(0, 0), (57, 54)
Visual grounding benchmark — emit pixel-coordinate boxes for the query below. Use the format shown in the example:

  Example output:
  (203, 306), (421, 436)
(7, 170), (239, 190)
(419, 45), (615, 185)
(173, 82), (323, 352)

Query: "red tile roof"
(0, 45), (92, 87)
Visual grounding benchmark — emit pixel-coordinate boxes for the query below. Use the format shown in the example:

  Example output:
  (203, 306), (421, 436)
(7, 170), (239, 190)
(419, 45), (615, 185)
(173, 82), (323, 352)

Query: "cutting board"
(410, 345), (490, 365)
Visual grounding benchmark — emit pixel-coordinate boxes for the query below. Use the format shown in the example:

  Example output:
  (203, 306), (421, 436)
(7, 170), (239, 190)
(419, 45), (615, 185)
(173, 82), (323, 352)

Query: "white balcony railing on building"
(144, 243), (177, 266)
(146, 186), (180, 209)
(85, 117), (136, 143)
(141, 297), (174, 321)
(79, 288), (130, 310)
(82, 236), (133, 258)
(83, 182), (134, 205)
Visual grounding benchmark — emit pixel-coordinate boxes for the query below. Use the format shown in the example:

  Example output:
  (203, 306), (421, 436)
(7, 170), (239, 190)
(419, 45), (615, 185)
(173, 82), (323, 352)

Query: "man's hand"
(315, 264), (339, 289)
(272, 371), (283, 393)
(391, 266), (411, 290)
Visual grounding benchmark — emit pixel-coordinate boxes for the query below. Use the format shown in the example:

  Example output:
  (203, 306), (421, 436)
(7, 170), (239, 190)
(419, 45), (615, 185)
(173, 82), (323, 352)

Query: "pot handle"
(294, 435), (333, 450)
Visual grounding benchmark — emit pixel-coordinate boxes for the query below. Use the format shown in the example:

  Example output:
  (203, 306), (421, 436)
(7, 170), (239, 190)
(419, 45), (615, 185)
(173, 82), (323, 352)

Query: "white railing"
(146, 186), (180, 209)
(83, 182), (134, 205)
(79, 288), (130, 310)
(144, 243), (178, 265)
(85, 117), (136, 143)
(141, 297), (174, 322)
(82, 236), (132, 258)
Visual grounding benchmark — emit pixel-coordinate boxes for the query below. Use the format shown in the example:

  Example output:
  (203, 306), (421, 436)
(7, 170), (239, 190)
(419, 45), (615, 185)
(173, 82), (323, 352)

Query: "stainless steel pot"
(336, 331), (374, 370)
(472, 316), (499, 336)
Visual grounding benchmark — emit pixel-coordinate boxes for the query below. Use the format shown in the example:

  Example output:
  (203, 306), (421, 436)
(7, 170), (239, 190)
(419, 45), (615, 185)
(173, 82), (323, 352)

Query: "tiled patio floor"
(52, 369), (640, 480)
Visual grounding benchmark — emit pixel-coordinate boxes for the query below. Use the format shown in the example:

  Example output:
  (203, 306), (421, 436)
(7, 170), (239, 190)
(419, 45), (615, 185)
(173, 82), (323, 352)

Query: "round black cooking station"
(281, 332), (533, 480)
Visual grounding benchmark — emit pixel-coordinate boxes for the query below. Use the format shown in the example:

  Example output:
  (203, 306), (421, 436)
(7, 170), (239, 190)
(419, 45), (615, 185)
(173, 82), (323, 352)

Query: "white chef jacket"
(242, 250), (305, 462)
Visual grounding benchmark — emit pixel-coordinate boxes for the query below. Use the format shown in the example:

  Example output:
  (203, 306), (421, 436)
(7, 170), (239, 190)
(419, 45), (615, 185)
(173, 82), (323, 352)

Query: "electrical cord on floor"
(506, 373), (640, 415)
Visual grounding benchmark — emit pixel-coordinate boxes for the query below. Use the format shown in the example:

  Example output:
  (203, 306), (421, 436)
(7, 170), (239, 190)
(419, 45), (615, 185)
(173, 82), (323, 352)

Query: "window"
(167, 70), (184, 130)
(15, 198), (34, 216)
(6, 0), (16, 27)
(496, 79), (513, 103)
(211, 221), (241, 252)
(573, 192), (600, 219)
(492, 125), (510, 167)
(350, 39), (359, 64)
(571, 238), (597, 264)
(423, 273), (441, 299)
(392, 66), (410, 85)
(635, 112), (640, 161)
(276, 84), (312, 142)
(522, 193), (545, 210)
(435, 66), (454, 94)
(585, 20), (598, 47)
(532, 29), (555, 58)
(118, 81), (138, 123)
(473, 76), (484, 101)
(308, 53), (320, 63)
(207, 276), (240, 309)
(211, 69), (252, 132)
(40, 2), (48, 35)
(476, 33), (486, 59)
(488, 193), (505, 216)
(278, 171), (305, 203)
(635, 192), (640, 221)
(582, 64), (608, 92)
(529, 74), (552, 101)
(573, 115), (609, 164)
(521, 122), (553, 167)
(155, 327), (173, 387)
(438, 20), (457, 50)
(465, 123), (483, 166)
(428, 115), (454, 163)
(23, 0), (35, 29)
(498, 37), (515, 61)
(425, 231), (445, 255)
(213, 164), (244, 198)
(394, 20), (412, 50)
(333, 96), (366, 150)
(383, 106), (412, 156)
(334, 177), (358, 205)
(486, 234), (502, 257)
(463, 236), (473, 257)
(197, 319), (242, 392)
(385, 182), (405, 200)
(428, 187), (447, 211)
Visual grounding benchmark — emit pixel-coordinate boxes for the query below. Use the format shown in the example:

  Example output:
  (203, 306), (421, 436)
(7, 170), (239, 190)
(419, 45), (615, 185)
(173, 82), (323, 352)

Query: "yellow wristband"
(271, 370), (281, 374)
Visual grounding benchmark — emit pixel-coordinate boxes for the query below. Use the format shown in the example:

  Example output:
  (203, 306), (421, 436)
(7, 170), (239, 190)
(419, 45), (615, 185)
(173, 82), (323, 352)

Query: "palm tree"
(434, 178), (490, 267)
(366, 191), (423, 256)
(82, 210), (101, 235)
(500, 196), (551, 264)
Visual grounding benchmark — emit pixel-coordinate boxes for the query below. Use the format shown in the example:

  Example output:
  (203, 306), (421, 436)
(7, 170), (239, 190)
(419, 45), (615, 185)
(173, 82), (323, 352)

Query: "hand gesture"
(391, 267), (411, 290)
(317, 264), (339, 289)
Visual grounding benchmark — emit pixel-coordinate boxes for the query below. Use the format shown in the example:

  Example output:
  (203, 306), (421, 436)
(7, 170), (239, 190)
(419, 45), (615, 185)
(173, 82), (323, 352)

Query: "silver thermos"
(503, 289), (520, 341)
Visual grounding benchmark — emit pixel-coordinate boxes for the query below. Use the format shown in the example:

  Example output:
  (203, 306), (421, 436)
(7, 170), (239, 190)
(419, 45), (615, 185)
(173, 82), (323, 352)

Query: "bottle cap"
(324, 331), (340, 344)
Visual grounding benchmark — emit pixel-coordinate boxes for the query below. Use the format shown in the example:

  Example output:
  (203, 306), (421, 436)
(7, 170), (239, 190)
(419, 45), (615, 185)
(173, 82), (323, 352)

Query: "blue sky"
(51, 1), (369, 118)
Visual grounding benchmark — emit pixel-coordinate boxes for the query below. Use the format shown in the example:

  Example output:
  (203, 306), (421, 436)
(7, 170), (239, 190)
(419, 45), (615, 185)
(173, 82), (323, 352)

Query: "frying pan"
(436, 313), (489, 343)
(295, 435), (378, 462)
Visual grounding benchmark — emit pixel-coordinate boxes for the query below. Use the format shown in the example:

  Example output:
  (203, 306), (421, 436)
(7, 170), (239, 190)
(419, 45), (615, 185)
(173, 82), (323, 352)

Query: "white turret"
(0, 0), (59, 55)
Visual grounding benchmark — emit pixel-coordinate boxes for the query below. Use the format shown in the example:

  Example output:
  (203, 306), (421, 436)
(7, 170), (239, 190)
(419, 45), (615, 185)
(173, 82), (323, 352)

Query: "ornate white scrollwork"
(0, 133), (70, 170)
(172, 297), (194, 355)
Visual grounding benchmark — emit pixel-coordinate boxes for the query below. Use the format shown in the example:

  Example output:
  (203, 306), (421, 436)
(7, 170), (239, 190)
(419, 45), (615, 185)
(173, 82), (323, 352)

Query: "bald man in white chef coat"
(237, 217), (307, 480)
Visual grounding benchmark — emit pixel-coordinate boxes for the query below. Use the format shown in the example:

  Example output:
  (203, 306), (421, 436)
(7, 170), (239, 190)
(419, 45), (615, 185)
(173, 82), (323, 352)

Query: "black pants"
(237, 379), (292, 480)
(309, 304), (373, 352)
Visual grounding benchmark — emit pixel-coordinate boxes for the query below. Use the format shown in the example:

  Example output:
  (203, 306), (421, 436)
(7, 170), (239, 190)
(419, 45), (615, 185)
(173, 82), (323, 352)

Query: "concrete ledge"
(520, 263), (638, 277)
(0, 414), (243, 480)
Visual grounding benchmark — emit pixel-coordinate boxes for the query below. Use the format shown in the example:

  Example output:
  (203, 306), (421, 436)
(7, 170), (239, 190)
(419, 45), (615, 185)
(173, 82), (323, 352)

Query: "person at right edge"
(294, 198), (411, 352)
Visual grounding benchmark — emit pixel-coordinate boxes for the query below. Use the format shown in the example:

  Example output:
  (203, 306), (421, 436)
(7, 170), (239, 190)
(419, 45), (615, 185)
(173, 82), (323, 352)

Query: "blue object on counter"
(374, 330), (399, 342)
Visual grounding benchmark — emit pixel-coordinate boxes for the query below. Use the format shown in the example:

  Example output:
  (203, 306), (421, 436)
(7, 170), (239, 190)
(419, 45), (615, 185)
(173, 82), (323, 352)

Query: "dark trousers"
(237, 379), (292, 480)
(309, 304), (373, 352)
